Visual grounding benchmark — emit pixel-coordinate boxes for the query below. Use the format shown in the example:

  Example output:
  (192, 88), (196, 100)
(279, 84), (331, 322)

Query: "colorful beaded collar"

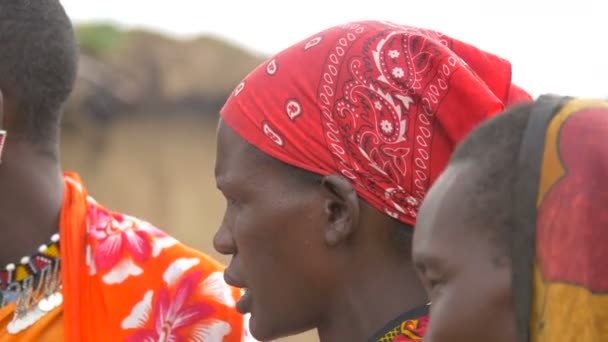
(0, 233), (63, 334)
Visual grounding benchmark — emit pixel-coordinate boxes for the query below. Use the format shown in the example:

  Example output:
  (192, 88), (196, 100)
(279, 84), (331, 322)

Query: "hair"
(390, 222), (414, 256)
(0, 0), (78, 149)
(449, 101), (535, 260)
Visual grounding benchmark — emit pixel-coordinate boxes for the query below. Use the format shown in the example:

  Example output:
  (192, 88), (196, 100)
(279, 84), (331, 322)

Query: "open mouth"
(236, 288), (253, 314)
(224, 273), (253, 314)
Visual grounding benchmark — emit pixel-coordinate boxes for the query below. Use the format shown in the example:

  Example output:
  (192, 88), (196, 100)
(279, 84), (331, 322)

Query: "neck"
(0, 141), (64, 266)
(317, 258), (427, 342)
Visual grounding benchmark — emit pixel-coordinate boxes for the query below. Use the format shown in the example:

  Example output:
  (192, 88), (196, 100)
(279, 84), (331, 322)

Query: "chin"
(248, 312), (309, 342)
(248, 316), (280, 342)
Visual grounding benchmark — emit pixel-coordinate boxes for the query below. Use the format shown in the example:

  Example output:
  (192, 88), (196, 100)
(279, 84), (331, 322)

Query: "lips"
(236, 288), (253, 314)
(224, 272), (253, 314)
(224, 272), (247, 289)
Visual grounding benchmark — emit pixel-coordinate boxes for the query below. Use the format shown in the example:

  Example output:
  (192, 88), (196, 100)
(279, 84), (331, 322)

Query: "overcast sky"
(60, 0), (607, 98)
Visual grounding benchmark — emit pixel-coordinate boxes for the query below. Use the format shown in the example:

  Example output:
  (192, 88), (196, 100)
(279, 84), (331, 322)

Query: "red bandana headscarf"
(221, 21), (531, 227)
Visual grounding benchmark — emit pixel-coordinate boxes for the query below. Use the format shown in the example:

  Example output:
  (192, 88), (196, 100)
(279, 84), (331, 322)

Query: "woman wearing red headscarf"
(213, 21), (531, 342)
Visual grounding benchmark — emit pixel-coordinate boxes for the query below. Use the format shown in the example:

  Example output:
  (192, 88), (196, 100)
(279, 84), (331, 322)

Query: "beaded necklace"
(0, 233), (63, 334)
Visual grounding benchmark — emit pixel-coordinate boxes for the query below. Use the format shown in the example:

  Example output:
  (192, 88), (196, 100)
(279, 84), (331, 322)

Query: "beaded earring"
(0, 96), (5, 164)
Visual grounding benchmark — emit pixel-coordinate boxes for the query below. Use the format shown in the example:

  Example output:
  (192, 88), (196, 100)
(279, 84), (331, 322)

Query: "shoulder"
(83, 201), (248, 341)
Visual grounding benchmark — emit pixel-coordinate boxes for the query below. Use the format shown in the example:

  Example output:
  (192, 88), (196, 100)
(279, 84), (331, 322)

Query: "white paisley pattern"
(221, 20), (509, 227)
(314, 23), (461, 219)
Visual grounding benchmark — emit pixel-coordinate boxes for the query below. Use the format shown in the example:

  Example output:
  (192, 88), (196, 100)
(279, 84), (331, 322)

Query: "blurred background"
(58, 1), (607, 341)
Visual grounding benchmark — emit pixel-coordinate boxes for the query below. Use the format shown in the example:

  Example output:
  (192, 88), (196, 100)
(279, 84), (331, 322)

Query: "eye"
(218, 187), (237, 207)
(425, 276), (445, 299)
(429, 278), (443, 289)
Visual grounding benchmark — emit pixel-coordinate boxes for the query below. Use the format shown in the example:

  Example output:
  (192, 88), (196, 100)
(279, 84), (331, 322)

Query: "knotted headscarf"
(221, 21), (531, 226)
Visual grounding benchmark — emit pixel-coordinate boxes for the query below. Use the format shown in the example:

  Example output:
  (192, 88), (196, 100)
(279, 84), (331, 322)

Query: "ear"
(320, 174), (360, 246)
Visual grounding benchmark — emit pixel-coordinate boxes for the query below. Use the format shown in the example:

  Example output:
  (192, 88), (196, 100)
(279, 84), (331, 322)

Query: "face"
(412, 162), (515, 342)
(213, 121), (340, 341)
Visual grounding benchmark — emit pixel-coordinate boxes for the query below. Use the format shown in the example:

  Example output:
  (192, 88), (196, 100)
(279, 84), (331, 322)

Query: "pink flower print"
(87, 203), (177, 284)
(124, 272), (217, 342)
(88, 205), (152, 269)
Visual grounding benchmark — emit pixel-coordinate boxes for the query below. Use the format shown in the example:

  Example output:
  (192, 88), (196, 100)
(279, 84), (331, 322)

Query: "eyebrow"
(215, 175), (228, 191)
(216, 175), (243, 193)
(215, 173), (233, 190)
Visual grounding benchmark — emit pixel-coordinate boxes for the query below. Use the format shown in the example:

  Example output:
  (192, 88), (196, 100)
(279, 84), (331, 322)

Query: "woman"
(0, 1), (249, 341)
(214, 20), (531, 342)
(413, 95), (608, 342)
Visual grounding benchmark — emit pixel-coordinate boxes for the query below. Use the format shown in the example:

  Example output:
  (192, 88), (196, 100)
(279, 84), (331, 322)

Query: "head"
(214, 120), (411, 340)
(0, 0), (78, 159)
(412, 102), (534, 342)
(215, 20), (530, 340)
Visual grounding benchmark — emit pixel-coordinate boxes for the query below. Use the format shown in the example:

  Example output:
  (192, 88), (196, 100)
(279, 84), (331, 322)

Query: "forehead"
(412, 162), (481, 261)
(216, 120), (257, 181)
(215, 120), (284, 188)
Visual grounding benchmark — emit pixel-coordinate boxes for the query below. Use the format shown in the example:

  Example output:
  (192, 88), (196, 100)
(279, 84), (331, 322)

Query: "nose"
(213, 222), (236, 255)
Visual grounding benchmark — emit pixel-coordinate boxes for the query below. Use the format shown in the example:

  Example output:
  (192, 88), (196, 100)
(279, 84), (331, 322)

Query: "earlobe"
(0, 89), (6, 164)
(0, 89), (4, 129)
(321, 174), (359, 246)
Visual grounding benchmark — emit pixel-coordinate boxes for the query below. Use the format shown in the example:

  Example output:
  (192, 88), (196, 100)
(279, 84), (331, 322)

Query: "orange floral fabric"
(0, 173), (252, 341)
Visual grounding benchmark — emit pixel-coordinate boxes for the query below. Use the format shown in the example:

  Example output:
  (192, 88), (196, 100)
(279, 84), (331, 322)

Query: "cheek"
(426, 267), (515, 342)
(235, 198), (326, 283)
(236, 191), (324, 247)
(233, 200), (331, 333)
(233, 204), (283, 261)
(235, 198), (301, 241)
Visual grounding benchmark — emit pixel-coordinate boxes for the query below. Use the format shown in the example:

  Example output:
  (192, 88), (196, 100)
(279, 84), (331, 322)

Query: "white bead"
(50, 234), (60, 243)
(20, 256), (30, 265)
(5, 263), (15, 271)
(38, 245), (47, 253)
(38, 298), (53, 312)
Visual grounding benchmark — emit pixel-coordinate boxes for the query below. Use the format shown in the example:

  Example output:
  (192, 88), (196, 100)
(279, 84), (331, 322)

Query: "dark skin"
(0, 90), (64, 266)
(412, 161), (515, 342)
(214, 120), (427, 342)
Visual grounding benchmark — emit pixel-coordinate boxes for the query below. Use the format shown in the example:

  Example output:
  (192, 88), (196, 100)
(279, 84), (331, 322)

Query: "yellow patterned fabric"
(513, 97), (608, 341)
